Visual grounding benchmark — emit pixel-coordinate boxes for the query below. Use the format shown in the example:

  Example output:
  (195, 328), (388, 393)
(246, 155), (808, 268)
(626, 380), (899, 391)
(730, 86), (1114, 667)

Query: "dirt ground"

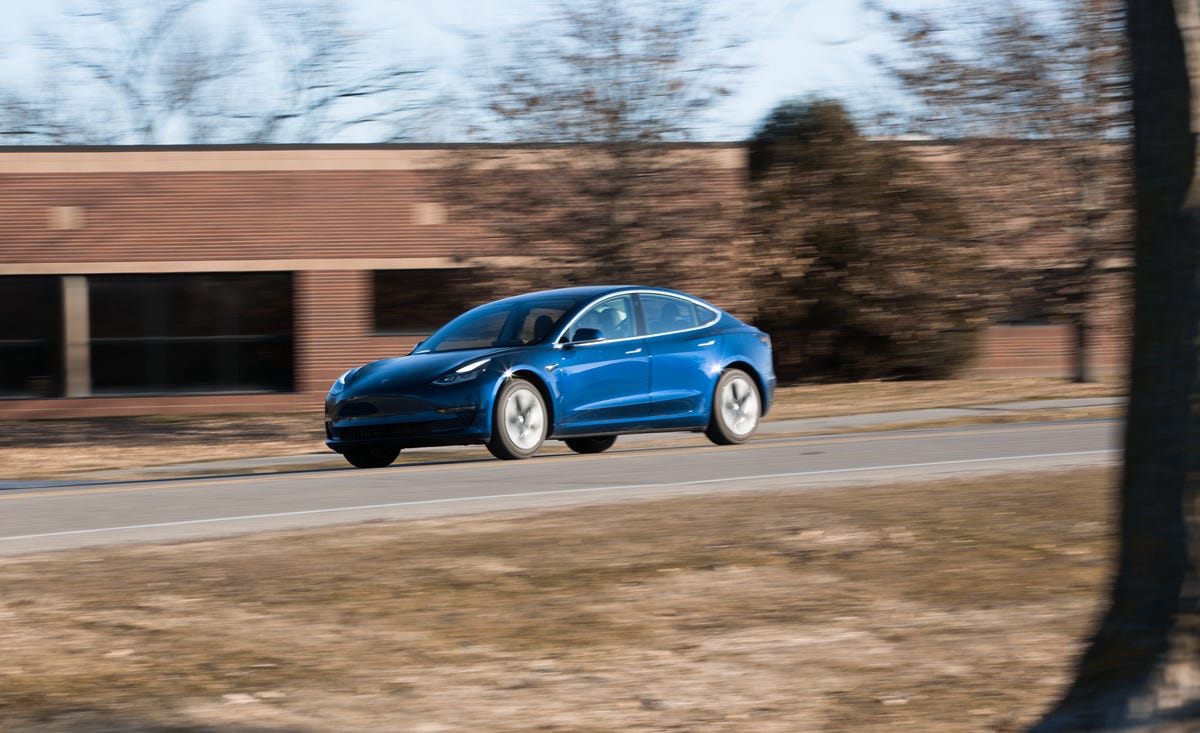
(0, 468), (1116, 733)
(0, 377), (1123, 480)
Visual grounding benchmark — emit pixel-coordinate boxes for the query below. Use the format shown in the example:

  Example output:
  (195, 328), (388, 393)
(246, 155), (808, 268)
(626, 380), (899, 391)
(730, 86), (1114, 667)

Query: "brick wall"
(294, 270), (422, 393)
(0, 171), (504, 265)
(963, 324), (1129, 379)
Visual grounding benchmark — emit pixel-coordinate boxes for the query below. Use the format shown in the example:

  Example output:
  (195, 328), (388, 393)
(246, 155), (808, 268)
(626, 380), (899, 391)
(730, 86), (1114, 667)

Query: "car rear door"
(639, 293), (722, 420)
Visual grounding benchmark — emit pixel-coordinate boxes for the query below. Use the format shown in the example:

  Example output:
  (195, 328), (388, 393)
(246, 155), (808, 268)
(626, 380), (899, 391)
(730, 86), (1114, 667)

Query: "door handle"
(625, 347), (643, 355)
(697, 340), (715, 347)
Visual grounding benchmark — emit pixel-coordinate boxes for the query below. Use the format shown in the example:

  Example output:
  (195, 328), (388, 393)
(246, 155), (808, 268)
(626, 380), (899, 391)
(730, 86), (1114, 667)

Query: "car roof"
(502, 285), (694, 303)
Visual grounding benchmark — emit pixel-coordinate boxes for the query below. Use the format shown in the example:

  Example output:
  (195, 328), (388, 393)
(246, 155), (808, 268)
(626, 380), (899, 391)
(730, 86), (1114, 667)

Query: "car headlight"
(329, 367), (360, 396)
(433, 358), (491, 386)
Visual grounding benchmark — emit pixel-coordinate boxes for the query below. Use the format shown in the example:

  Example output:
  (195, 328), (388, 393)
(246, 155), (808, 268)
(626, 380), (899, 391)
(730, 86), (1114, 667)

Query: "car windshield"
(415, 297), (582, 353)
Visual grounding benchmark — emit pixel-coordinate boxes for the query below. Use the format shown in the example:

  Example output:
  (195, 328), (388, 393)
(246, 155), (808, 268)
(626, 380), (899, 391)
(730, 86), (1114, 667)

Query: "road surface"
(0, 420), (1120, 556)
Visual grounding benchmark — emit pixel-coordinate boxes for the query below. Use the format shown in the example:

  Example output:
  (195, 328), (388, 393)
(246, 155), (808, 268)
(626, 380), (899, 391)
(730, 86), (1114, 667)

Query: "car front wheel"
(705, 369), (761, 445)
(341, 446), (401, 468)
(487, 378), (548, 460)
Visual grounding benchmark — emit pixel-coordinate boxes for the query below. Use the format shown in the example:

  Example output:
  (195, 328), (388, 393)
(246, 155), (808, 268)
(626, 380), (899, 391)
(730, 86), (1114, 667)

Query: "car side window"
(517, 306), (570, 344)
(573, 295), (636, 341)
(641, 294), (709, 335)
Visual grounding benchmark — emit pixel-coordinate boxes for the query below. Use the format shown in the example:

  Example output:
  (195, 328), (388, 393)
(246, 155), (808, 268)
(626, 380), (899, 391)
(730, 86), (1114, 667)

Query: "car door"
(639, 293), (722, 420)
(550, 295), (650, 430)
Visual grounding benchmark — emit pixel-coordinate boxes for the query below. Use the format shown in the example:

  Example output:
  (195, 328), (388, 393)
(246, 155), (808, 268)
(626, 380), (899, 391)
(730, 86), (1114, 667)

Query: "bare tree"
(447, 0), (751, 310)
(873, 0), (1131, 383)
(0, 0), (425, 144)
(1031, 0), (1200, 729)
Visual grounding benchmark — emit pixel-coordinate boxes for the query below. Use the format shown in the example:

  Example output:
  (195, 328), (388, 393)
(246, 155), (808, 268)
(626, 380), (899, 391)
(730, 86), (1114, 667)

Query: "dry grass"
(0, 413), (326, 480)
(0, 378), (1123, 480)
(0, 468), (1115, 732)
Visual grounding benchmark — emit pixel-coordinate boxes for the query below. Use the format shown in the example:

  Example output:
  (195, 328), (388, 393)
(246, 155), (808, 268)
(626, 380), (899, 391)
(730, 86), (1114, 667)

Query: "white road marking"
(0, 450), (1116, 543)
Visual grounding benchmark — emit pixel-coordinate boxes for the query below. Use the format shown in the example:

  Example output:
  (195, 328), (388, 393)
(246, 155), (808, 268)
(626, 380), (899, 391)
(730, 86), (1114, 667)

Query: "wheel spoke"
(732, 381), (746, 405)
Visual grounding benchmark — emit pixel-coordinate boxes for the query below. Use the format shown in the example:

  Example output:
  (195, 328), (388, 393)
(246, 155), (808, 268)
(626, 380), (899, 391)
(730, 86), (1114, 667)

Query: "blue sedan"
(325, 286), (775, 468)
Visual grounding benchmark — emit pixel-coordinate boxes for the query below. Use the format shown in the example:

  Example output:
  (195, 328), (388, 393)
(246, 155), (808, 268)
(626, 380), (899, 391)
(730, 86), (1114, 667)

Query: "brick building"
(901, 140), (1132, 380)
(0, 143), (1128, 420)
(0, 144), (747, 419)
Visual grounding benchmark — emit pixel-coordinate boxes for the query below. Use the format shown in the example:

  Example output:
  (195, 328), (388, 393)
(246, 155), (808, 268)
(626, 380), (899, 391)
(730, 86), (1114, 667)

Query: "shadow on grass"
(9, 714), (310, 733)
(0, 414), (325, 450)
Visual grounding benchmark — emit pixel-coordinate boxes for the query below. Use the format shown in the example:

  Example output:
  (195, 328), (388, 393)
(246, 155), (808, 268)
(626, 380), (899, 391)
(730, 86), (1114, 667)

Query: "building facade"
(0, 143), (1129, 420)
(0, 144), (748, 419)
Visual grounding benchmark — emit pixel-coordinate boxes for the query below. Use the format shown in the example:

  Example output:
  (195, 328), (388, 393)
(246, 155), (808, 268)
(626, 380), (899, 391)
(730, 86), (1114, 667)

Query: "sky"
(0, 0), (947, 142)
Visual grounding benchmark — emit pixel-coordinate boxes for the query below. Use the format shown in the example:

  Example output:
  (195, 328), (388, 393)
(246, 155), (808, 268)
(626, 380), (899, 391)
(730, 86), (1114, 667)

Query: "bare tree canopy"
(872, 0), (1127, 140)
(0, 0), (426, 144)
(874, 0), (1131, 383)
(470, 0), (742, 143)
(449, 0), (750, 308)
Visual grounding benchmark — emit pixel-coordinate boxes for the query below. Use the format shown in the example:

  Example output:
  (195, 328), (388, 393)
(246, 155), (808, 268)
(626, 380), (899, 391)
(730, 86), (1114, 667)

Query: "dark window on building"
(0, 277), (61, 398)
(89, 273), (293, 394)
(373, 269), (476, 335)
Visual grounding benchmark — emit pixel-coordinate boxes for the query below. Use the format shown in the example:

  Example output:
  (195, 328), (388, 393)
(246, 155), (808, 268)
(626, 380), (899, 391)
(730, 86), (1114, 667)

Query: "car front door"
(550, 295), (650, 430)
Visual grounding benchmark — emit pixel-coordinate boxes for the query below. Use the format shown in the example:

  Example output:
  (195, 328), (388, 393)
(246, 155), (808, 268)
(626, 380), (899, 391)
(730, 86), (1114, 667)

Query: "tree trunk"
(1030, 0), (1200, 729)
(1071, 313), (1092, 384)
(1071, 258), (1096, 384)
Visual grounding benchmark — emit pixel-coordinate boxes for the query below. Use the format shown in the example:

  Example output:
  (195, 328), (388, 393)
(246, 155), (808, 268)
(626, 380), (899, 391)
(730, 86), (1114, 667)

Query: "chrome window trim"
(552, 293), (637, 349)
(552, 289), (719, 349)
(635, 291), (721, 340)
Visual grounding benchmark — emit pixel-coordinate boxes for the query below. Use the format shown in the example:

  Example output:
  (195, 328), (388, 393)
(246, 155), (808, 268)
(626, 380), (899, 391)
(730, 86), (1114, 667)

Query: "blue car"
(325, 286), (775, 468)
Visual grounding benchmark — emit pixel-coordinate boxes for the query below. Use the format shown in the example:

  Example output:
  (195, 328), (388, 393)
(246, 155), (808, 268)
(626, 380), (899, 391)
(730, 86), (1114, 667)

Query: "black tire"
(487, 378), (548, 460)
(342, 446), (401, 468)
(705, 368), (761, 445)
(564, 435), (617, 454)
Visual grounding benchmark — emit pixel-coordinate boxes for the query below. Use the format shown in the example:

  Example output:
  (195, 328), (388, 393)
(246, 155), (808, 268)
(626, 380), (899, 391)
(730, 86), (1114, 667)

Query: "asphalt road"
(0, 419), (1120, 556)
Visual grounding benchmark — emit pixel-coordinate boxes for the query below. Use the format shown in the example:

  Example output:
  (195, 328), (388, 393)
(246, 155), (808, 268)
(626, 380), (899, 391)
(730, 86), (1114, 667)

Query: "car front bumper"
(325, 385), (494, 453)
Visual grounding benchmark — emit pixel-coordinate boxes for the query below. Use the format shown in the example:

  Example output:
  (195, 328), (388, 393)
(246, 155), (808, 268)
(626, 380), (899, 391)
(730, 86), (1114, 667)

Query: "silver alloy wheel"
(502, 384), (546, 451)
(719, 373), (760, 438)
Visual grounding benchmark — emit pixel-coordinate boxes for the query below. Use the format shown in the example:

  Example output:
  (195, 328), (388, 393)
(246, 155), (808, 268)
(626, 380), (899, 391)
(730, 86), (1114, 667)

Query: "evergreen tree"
(749, 99), (987, 382)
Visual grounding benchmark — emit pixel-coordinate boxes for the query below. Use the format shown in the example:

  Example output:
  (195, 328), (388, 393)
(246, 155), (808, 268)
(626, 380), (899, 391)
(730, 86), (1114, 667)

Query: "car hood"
(344, 347), (510, 393)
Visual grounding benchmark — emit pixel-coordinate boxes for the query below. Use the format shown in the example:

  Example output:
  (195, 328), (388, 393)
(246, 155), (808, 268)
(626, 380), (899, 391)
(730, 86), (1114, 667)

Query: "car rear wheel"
(342, 446), (401, 468)
(705, 368), (761, 445)
(487, 378), (548, 460)
(564, 435), (617, 454)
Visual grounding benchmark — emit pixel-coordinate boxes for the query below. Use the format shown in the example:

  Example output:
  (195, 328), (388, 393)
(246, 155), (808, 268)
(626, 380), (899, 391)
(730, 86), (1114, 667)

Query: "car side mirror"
(570, 327), (604, 344)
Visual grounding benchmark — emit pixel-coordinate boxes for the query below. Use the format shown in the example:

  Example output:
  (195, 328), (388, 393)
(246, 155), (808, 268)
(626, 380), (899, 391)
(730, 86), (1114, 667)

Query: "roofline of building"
(0, 143), (748, 173)
(867, 136), (1129, 145)
(0, 141), (746, 154)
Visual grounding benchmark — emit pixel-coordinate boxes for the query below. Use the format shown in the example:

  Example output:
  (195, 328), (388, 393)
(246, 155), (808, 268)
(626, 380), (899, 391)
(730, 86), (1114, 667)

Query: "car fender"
(716, 338), (775, 415)
(478, 361), (558, 439)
